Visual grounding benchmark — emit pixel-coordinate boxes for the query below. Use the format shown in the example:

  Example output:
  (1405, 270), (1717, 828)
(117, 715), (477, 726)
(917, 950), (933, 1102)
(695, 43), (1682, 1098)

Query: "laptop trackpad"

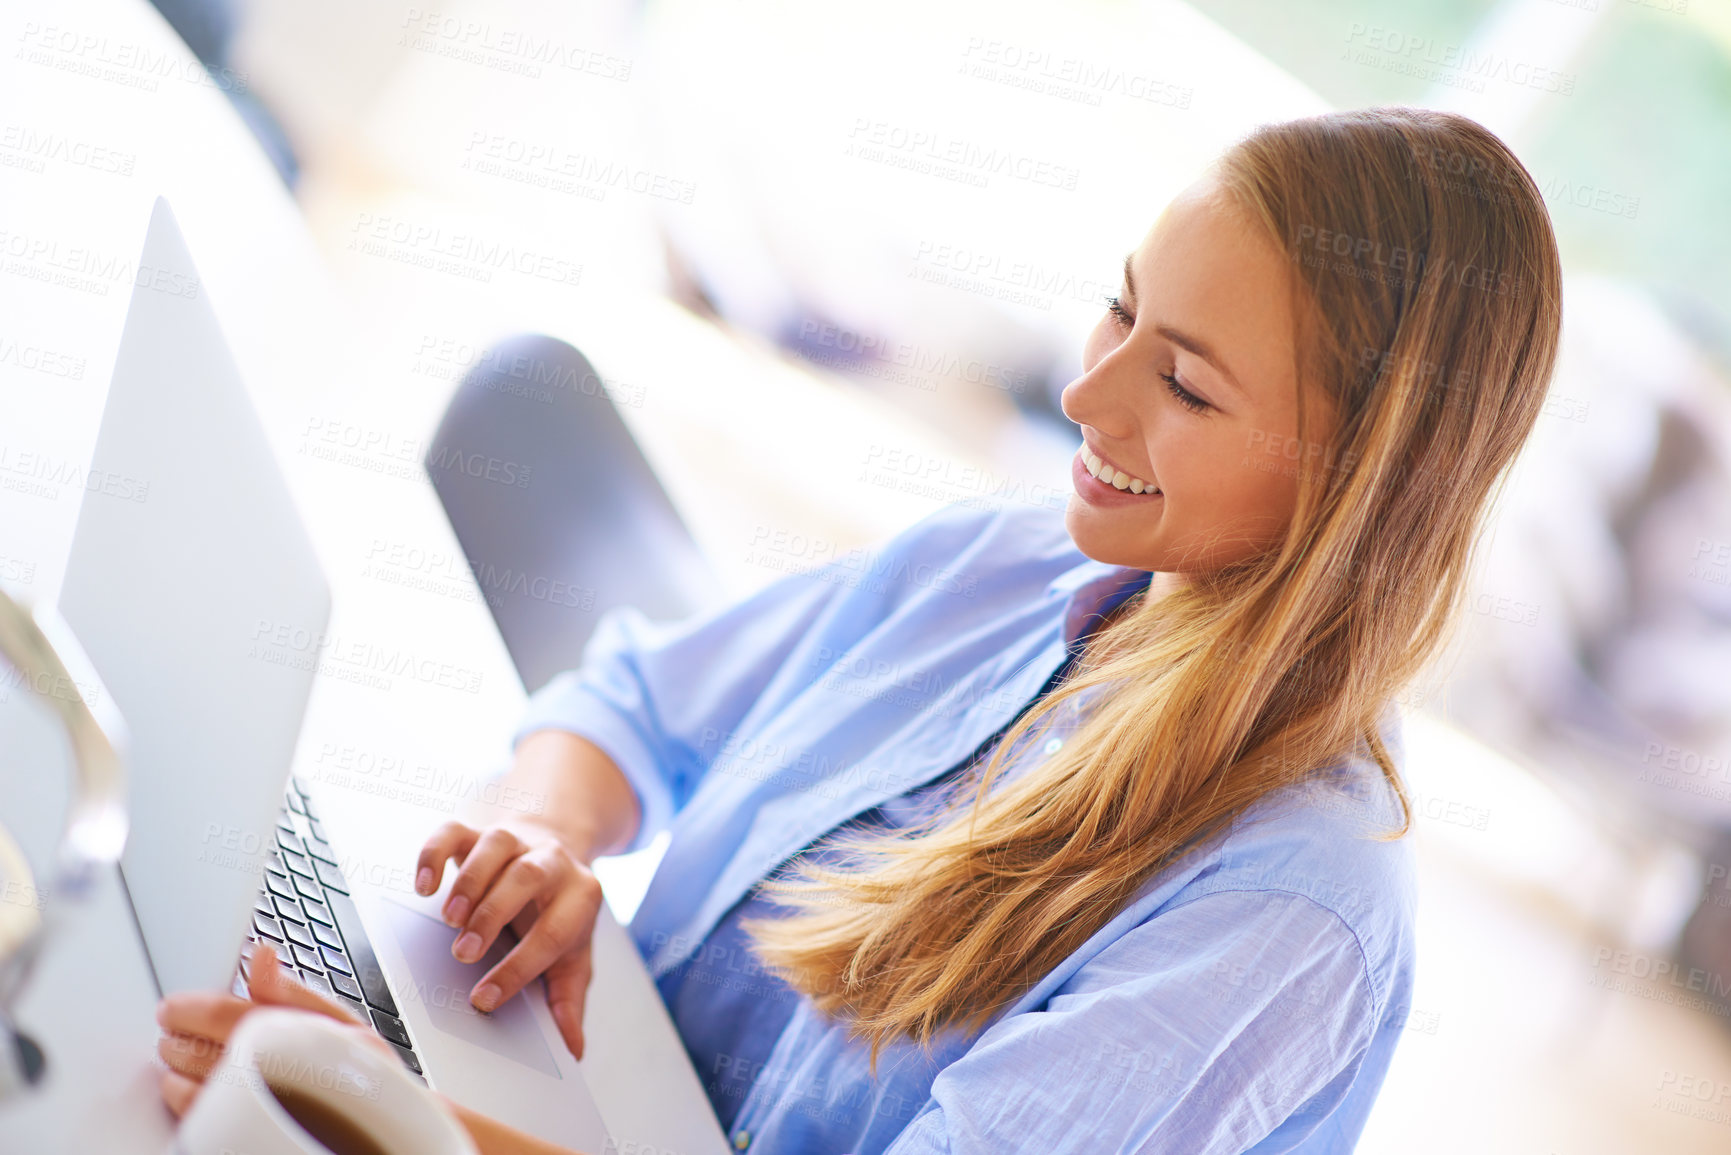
(377, 897), (562, 1080)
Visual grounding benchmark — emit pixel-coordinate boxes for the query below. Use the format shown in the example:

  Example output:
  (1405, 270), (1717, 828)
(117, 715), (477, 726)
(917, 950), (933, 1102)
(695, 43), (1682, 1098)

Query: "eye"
(1104, 294), (1134, 328)
(1163, 372), (1210, 414)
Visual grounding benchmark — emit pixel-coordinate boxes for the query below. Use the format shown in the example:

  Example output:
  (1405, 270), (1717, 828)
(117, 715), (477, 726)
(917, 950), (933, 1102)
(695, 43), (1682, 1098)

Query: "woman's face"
(1062, 177), (1308, 574)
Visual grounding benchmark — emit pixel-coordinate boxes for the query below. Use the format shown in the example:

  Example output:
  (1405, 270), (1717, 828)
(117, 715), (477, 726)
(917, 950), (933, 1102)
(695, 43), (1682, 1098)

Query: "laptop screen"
(57, 200), (331, 996)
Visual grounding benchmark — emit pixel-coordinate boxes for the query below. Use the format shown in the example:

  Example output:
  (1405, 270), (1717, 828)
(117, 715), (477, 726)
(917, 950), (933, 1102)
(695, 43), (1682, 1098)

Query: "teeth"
(1081, 448), (1158, 495)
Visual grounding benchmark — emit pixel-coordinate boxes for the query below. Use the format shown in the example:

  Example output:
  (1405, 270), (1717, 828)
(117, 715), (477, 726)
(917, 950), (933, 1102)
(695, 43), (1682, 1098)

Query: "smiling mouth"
(1081, 447), (1160, 495)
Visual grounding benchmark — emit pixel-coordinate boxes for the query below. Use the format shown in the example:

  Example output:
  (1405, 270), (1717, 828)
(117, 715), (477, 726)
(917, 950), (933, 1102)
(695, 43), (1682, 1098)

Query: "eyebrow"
(1121, 251), (1248, 402)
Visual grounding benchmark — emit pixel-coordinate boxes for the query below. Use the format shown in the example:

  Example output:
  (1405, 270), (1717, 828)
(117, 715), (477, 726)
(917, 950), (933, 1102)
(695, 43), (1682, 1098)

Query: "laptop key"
(272, 896), (306, 924)
(276, 828), (306, 855)
(292, 873), (324, 902)
(301, 896), (333, 927)
(264, 871), (296, 901)
(321, 947), (352, 975)
(291, 944), (324, 972)
(322, 890), (399, 1018)
(253, 913), (285, 941)
(310, 919), (343, 951)
(281, 849), (315, 879)
(389, 1042), (421, 1074)
(369, 1009), (411, 1050)
(298, 970), (333, 997)
(286, 792), (306, 816)
(305, 836), (339, 866)
(231, 974), (249, 1000)
(329, 970), (364, 1002)
(282, 920), (316, 951)
(312, 858), (349, 894)
(335, 990), (367, 1020)
(254, 895), (275, 917)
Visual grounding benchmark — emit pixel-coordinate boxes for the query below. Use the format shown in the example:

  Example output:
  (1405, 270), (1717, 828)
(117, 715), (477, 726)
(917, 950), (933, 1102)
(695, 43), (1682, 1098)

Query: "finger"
(156, 990), (250, 1045)
(415, 821), (480, 897)
(249, 943), (366, 1025)
(441, 828), (527, 927)
(471, 873), (601, 1010)
(543, 949), (593, 1062)
(160, 1069), (202, 1118)
(454, 847), (572, 965)
(157, 1028), (230, 1081)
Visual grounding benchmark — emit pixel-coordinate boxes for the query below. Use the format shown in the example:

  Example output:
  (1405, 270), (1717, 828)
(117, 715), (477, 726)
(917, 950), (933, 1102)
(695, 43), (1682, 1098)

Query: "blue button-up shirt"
(515, 503), (1417, 1154)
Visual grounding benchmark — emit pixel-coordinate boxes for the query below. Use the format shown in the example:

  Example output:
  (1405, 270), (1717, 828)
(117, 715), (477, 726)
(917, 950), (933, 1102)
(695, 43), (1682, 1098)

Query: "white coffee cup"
(172, 1008), (478, 1155)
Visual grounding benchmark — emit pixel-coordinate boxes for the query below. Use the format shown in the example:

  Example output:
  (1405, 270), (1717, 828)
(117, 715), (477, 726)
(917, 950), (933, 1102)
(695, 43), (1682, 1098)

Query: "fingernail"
(454, 932), (482, 963)
(473, 983), (501, 1013)
(443, 895), (470, 926)
(416, 867), (434, 894)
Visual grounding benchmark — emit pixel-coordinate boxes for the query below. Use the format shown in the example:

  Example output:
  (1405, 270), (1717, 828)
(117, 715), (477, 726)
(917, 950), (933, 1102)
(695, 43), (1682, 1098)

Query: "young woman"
(158, 107), (1562, 1153)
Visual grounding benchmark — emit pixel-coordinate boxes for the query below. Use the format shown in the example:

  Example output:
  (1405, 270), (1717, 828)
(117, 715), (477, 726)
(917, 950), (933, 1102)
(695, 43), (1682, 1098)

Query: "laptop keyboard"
(234, 776), (426, 1082)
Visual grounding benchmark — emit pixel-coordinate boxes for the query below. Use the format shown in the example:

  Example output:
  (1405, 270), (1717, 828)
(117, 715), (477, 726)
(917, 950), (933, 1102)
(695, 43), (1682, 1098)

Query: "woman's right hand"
(415, 819), (605, 1060)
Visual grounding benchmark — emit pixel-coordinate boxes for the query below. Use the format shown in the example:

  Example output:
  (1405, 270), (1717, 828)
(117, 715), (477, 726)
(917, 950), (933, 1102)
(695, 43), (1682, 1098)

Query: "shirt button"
(733, 1131), (750, 1150)
(1043, 737), (1064, 755)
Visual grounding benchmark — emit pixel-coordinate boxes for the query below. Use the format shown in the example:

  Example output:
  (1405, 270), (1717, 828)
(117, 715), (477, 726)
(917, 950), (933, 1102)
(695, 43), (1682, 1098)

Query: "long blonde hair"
(746, 108), (1564, 1067)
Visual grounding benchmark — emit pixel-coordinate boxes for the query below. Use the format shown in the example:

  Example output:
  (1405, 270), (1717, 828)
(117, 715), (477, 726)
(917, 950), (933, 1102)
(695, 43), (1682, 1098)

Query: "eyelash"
(1102, 295), (1211, 414)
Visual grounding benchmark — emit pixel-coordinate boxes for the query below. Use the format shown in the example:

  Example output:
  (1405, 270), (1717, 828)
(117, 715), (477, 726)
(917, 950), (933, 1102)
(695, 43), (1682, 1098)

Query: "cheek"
(1158, 427), (1294, 526)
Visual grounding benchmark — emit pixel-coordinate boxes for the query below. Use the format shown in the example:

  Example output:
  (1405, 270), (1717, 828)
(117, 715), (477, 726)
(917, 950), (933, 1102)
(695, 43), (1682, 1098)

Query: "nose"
(1061, 336), (1142, 441)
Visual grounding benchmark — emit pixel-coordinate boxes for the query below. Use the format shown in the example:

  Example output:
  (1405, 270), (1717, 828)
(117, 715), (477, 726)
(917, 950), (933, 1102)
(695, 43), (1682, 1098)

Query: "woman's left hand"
(154, 941), (391, 1117)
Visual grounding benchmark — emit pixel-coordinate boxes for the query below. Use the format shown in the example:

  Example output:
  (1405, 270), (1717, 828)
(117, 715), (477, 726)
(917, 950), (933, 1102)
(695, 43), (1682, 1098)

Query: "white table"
(0, 1), (974, 1149)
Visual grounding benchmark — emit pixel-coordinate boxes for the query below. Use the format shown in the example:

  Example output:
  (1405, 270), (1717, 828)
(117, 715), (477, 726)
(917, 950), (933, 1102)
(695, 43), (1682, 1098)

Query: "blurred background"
(16, 0), (1731, 1149)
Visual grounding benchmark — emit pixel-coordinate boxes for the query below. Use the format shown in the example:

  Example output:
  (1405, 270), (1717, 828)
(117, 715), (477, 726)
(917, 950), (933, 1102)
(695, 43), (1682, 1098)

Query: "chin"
(1063, 502), (1163, 570)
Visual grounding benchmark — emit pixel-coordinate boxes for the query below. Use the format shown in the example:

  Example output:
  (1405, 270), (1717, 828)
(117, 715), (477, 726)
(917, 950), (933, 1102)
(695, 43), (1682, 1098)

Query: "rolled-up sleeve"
(510, 504), (1007, 854)
(884, 888), (1382, 1155)
(511, 567), (852, 854)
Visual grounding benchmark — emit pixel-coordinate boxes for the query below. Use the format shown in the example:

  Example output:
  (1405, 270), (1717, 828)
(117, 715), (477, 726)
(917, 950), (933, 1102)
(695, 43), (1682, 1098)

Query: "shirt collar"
(1049, 560), (1154, 646)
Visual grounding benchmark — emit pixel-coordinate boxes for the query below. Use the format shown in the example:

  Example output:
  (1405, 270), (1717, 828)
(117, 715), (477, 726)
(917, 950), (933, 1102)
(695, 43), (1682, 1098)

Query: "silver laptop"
(48, 199), (726, 1154)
